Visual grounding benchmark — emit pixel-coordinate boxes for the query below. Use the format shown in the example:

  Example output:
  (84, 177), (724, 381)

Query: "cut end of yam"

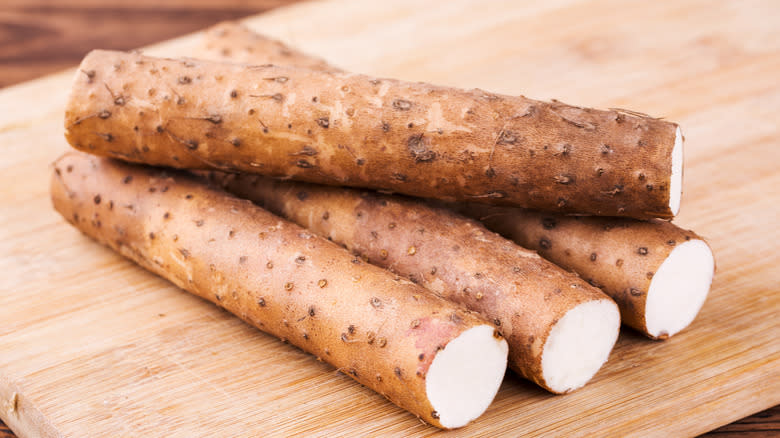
(426, 325), (508, 429)
(669, 126), (684, 216)
(645, 239), (714, 338)
(541, 299), (620, 393)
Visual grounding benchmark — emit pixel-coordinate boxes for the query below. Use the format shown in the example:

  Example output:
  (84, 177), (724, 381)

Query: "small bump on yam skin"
(65, 49), (680, 220)
(50, 152), (507, 429)
(466, 204), (713, 338)
(213, 174), (616, 393)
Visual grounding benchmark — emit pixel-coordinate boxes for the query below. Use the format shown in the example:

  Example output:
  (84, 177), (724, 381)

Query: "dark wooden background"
(0, 1), (776, 436)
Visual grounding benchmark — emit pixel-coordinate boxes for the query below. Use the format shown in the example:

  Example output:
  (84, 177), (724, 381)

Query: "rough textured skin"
(461, 204), (710, 337)
(197, 22), (341, 72)
(65, 50), (679, 219)
(50, 152), (502, 429)
(208, 173), (615, 392)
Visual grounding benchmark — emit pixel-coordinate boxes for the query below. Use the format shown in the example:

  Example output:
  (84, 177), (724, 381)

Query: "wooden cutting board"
(1, 0), (778, 436)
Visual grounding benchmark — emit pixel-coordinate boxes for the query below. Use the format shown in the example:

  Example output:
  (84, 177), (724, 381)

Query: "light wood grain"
(1, 0), (779, 436)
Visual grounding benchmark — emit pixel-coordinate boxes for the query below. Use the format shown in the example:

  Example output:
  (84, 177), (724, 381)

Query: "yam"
(65, 49), (682, 219)
(50, 152), (508, 429)
(464, 205), (714, 339)
(210, 173), (620, 393)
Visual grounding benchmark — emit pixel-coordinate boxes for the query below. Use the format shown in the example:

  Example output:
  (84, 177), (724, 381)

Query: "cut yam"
(50, 152), (508, 429)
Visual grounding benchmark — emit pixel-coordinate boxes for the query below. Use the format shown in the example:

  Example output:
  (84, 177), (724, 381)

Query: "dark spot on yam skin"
(322, 212), (330, 220)
(393, 173), (407, 182)
(297, 191), (308, 201)
(394, 367), (402, 378)
(407, 122), (414, 128)
(381, 121), (390, 132)
(356, 158), (365, 165)
(497, 130), (519, 145)
(407, 134), (435, 162)
(616, 258), (624, 267)
(431, 411), (440, 420)
(149, 232), (155, 240)
(601, 144), (612, 155)
(295, 255), (306, 264)
(156, 125), (164, 133)
(98, 110), (111, 119)
(647, 272), (655, 279)
(539, 239), (551, 249)
(178, 76), (192, 84)
(638, 247), (649, 255)
(493, 319), (501, 326)
(667, 239), (676, 246)
(542, 217), (556, 229)
(93, 194), (101, 204)
(392, 99), (412, 110)
(555, 174), (575, 184)
(296, 159), (314, 168)
(195, 220), (204, 227)
(258, 297), (266, 307)
(292, 145), (318, 156)
(308, 306), (316, 317)
(629, 288), (643, 297)
(179, 248), (189, 259)
(122, 175), (133, 184)
(81, 69), (95, 82)
(317, 117), (329, 128)
(590, 253), (597, 261)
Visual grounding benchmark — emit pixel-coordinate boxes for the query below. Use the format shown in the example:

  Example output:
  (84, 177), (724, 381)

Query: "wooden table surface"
(0, 1), (777, 436)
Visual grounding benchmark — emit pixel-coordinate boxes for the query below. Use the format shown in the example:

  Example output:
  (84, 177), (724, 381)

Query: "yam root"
(461, 205), (714, 339)
(197, 21), (341, 72)
(209, 173), (620, 393)
(50, 152), (508, 429)
(65, 49), (682, 219)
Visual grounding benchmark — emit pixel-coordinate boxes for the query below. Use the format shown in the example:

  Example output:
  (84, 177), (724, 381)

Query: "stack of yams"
(52, 22), (715, 429)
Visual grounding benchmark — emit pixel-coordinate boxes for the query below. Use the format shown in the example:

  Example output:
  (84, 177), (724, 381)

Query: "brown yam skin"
(50, 152), (497, 428)
(210, 173), (613, 392)
(197, 21), (341, 72)
(463, 205), (707, 338)
(65, 50), (678, 219)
